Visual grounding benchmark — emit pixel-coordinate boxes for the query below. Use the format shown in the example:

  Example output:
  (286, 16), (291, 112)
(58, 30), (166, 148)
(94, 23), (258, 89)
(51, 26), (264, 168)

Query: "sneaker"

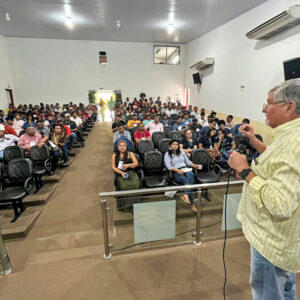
(81, 142), (85, 147)
(62, 161), (69, 167)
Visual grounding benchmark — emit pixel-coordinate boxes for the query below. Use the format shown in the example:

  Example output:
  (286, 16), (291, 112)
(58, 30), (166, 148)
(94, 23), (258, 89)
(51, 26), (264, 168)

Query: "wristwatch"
(240, 168), (252, 180)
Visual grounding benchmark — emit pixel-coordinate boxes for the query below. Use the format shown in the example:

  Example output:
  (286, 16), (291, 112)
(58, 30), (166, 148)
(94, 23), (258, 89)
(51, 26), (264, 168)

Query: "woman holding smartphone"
(164, 139), (202, 213)
(111, 140), (141, 191)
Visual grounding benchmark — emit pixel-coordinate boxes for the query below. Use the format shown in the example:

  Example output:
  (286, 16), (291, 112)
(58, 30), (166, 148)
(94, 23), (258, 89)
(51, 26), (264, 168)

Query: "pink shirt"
(145, 122), (164, 135)
(18, 133), (42, 150)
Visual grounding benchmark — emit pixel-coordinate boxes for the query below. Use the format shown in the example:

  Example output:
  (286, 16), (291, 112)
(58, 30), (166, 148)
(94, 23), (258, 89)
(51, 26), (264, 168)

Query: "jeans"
(172, 171), (195, 204)
(51, 150), (60, 171)
(250, 246), (296, 300)
(69, 133), (76, 149)
(62, 144), (69, 162)
(0, 151), (3, 160)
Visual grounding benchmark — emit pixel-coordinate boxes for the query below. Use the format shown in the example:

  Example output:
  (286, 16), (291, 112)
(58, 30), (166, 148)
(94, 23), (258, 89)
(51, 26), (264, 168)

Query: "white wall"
(0, 35), (14, 110)
(6, 38), (185, 105)
(185, 0), (300, 122)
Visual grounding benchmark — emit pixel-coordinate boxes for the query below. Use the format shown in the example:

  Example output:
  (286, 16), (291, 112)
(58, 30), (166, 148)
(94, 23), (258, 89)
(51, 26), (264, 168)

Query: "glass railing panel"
(104, 191), (199, 254)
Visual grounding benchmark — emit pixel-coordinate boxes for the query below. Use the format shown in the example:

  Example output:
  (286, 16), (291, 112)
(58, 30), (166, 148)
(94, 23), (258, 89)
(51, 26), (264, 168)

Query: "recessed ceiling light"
(5, 13), (10, 21)
(167, 23), (174, 35)
(65, 16), (74, 29)
(116, 20), (121, 27)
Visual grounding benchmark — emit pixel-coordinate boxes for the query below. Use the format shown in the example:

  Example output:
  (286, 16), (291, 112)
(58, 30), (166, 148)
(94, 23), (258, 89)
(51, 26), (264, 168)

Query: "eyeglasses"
(262, 100), (288, 110)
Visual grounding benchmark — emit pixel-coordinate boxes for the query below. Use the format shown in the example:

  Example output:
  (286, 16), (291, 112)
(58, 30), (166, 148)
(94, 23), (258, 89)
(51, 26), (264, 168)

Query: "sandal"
(189, 205), (197, 213)
(181, 195), (197, 213)
(181, 195), (191, 206)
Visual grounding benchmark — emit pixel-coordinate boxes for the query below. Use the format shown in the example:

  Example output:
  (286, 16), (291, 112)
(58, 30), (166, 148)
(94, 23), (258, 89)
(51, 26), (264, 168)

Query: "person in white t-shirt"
(70, 111), (82, 128)
(13, 113), (25, 135)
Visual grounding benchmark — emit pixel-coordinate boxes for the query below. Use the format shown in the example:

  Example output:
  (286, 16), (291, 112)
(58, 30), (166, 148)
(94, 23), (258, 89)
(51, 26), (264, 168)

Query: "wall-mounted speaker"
(283, 57), (300, 80)
(192, 72), (201, 84)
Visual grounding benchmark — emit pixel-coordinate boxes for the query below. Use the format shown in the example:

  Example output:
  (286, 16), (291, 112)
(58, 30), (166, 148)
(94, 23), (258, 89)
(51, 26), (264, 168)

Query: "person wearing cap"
(0, 124), (19, 160)
(18, 126), (42, 151)
(126, 114), (141, 129)
(3, 116), (17, 136)
(13, 113), (25, 135)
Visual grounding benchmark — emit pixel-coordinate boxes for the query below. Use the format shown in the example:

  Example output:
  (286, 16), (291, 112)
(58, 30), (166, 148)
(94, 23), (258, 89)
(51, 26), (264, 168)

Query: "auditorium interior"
(0, 0), (299, 299)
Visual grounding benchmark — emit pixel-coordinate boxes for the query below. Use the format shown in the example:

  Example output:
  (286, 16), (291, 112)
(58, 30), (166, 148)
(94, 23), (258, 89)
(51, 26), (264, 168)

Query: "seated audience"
(198, 128), (221, 162)
(173, 116), (186, 132)
(23, 114), (37, 129)
(111, 140), (141, 191)
(164, 140), (201, 212)
(3, 116), (17, 136)
(46, 124), (69, 170)
(35, 120), (50, 138)
(64, 113), (78, 150)
(143, 114), (153, 126)
(198, 112), (208, 127)
(113, 123), (132, 144)
(134, 123), (151, 144)
(182, 113), (193, 127)
(18, 126), (43, 151)
(145, 116), (163, 134)
(189, 118), (202, 132)
(13, 113), (25, 135)
(127, 114), (141, 129)
(218, 120), (233, 137)
(232, 118), (250, 136)
(160, 114), (171, 126)
(225, 115), (234, 129)
(199, 119), (217, 137)
(180, 129), (198, 157)
(0, 124), (19, 160)
(217, 129), (233, 163)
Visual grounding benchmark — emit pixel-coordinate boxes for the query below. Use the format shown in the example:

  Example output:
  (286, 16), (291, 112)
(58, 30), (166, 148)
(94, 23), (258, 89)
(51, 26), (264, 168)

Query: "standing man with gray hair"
(228, 78), (300, 300)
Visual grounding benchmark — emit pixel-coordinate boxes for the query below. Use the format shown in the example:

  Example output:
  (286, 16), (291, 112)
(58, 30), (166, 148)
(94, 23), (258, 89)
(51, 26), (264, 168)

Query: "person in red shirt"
(134, 123), (151, 145)
(3, 116), (17, 136)
(57, 119), (71, 137)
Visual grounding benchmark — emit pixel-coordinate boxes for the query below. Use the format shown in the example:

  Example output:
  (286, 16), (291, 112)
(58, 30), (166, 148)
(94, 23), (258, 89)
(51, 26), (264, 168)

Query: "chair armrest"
(44, 159), (52, 173)
(24, 177), (34, 194)
(139, 169), (144, 183)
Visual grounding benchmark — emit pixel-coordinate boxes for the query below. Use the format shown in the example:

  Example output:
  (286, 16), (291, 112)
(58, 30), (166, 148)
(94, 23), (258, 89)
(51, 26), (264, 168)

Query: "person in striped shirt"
(228, 78), (300, 300)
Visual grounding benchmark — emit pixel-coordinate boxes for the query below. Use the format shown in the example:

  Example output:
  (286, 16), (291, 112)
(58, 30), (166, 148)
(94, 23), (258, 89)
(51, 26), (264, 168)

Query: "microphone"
(237, 136), (249, 154)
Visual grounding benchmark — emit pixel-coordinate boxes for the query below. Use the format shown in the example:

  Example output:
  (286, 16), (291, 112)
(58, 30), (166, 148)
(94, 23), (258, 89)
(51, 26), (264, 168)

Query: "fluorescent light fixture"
(64, 4), (72, 17)
(116, 20), (121, 27)
(5, 13), (10, 21)
(65, 16), (74, 29)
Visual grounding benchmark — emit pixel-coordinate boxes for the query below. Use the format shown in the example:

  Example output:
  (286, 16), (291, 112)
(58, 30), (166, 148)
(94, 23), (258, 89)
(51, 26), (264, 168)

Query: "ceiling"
(0, 0), (268, 44)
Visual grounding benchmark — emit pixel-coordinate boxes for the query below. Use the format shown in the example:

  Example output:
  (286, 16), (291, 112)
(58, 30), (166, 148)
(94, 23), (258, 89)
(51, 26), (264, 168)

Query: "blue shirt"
(160, 119), (171, 126)
(232, 124), (242, 136)
(164, 149), (192, 170)
(173, 123), (185, 131)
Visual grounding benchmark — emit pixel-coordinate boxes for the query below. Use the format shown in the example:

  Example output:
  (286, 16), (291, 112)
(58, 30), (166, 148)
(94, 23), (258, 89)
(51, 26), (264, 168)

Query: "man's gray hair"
(273, 78), (300, 115)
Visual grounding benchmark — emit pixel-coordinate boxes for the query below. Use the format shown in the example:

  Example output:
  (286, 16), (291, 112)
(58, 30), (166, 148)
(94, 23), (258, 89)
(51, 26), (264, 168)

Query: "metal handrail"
(99, 180), (244, 197)
(99, 180), (244, 259)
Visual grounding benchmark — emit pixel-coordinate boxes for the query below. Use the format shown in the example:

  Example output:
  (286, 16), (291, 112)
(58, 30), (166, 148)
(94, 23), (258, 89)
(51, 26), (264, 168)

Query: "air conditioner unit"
(246, 5), (300, 40)
(190, 58), (214, 70)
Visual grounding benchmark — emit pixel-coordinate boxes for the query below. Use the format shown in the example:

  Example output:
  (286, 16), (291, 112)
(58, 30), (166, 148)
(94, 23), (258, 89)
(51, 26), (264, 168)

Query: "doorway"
(5, 89), (14, 108)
